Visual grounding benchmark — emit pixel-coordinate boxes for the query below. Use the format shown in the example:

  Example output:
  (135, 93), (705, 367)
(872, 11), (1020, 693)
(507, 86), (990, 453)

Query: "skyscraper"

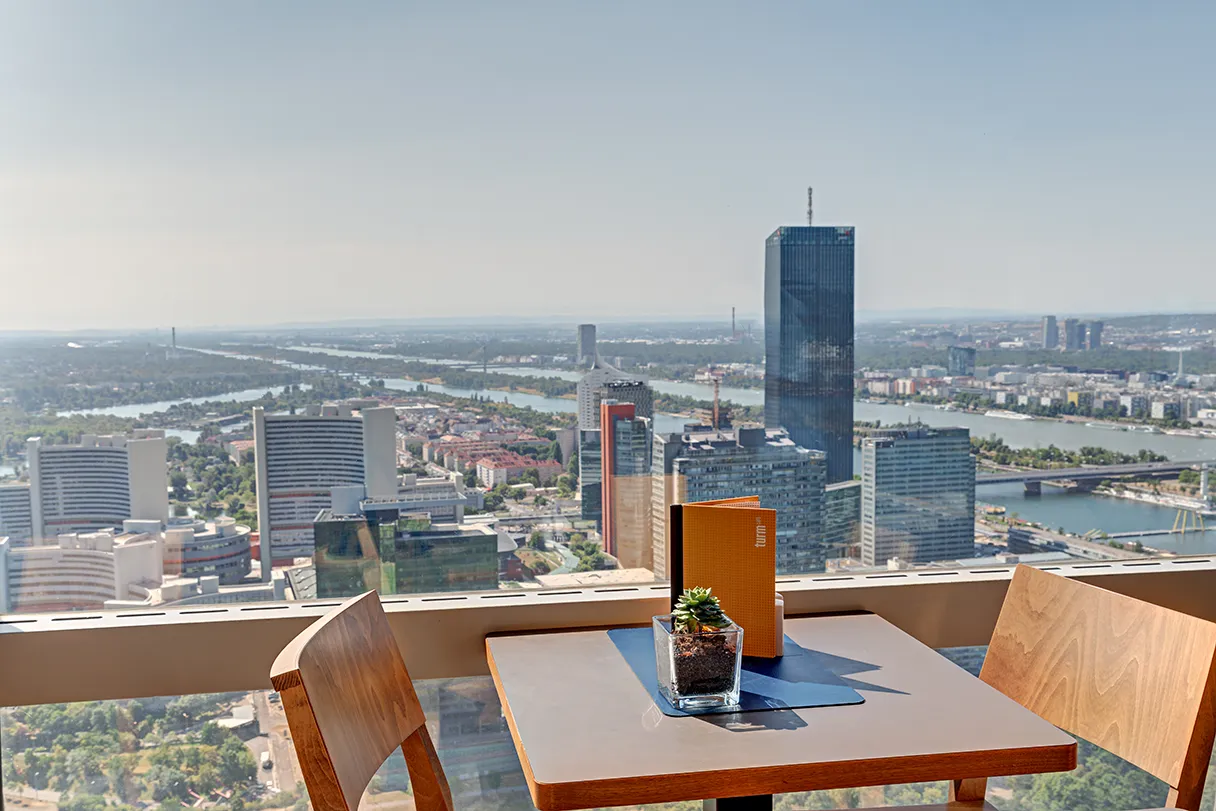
(764, 225), (855, 483)
(26, 430), (168, 539)
(1063, 318), (1084, 351)
(576, 359), (646, 431)
(599, 401), (652, 570)
(1041, 316), (1059, 350)
(577, 324), (597, 364)
(1087, 321), (1104, 350)
(650, 426), (826, 577)
(253, 403), (397, 575)
(860, 425), (975, 566)
(578, 429), (602, 526)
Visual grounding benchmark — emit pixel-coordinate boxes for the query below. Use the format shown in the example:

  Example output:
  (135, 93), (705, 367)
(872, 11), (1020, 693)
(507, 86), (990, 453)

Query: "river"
(82, 344), (1216, 550)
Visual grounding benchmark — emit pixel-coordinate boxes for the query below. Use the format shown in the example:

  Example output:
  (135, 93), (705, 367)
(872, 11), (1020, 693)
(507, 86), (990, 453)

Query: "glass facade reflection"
(764, 226), (855, 484)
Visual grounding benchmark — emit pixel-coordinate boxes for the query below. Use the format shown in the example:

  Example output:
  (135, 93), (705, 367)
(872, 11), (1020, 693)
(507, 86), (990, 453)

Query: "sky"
(3, 1), (1215, 331)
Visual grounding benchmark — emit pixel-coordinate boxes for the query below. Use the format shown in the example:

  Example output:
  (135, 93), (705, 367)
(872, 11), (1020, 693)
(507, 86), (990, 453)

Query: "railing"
(4, 557), (1216, 708)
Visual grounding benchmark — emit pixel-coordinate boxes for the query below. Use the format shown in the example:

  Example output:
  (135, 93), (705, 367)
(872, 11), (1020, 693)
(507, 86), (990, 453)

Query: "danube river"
(61, 346), (1216, 551)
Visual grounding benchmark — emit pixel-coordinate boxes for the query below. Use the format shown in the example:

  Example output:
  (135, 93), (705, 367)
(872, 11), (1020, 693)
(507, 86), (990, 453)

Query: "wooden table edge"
(523, 742), (1076, 811)
(485, 632), (1077, 811)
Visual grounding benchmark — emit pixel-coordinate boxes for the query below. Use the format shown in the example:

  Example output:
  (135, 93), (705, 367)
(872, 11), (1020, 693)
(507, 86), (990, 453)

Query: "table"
(486, 614), (1076, 811)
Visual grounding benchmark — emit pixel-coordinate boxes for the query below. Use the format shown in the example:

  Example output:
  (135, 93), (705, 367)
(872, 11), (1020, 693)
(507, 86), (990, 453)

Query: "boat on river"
(984, 410), (1034, 421)
(1085, 422), (1126, 431)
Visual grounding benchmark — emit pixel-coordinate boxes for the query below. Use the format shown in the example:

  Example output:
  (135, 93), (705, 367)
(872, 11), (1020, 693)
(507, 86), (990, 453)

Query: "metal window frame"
(3, 558), (1216, 708)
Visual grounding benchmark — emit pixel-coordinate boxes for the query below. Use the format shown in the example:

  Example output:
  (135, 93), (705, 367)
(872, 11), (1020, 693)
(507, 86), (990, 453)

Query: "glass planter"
(653, 615), (744, 711)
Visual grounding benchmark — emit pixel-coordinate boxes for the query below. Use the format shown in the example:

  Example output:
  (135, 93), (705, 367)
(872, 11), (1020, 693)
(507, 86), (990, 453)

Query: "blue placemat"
(607, 626), (865, 717)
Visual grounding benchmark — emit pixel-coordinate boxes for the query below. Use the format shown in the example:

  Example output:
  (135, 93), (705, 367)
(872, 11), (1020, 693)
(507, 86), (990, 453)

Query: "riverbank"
(1093, 485), (1212, 515)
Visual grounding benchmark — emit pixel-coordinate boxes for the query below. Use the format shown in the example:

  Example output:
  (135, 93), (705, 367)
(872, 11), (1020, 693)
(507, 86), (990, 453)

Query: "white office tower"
(0, 484), (33, 545)
(861, 426), (976, 567)
(254, 404), (397, 577)
(27, 430), (169, 540)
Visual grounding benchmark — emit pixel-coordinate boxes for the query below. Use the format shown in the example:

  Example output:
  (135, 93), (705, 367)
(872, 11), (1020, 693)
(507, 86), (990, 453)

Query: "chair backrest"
(271, 591), (453, 811)
(982, 565), (1216, 811)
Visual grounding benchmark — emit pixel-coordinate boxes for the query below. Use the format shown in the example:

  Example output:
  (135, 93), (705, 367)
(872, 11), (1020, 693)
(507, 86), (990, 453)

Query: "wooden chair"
(857, 564), (1216, 810)
(271, 591), (453, 811)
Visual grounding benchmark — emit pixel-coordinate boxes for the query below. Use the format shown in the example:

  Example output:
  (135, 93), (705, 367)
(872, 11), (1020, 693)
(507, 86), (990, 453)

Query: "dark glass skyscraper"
(764, 226), (855, 483)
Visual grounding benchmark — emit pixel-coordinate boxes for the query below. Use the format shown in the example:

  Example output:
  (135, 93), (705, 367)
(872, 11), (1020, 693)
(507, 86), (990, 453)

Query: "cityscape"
(6, 3), (1216, 811)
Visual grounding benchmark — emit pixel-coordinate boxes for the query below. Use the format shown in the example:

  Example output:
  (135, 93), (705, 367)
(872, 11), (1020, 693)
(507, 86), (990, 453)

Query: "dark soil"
(672, 631), (736, 694)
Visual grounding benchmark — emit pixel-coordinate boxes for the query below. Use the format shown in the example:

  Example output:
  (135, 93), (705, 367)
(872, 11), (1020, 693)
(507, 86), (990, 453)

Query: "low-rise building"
(475, 453), (562, 488)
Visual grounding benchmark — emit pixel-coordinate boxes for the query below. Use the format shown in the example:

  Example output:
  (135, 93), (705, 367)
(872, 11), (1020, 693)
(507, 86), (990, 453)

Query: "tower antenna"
(807, 187), (813, 225)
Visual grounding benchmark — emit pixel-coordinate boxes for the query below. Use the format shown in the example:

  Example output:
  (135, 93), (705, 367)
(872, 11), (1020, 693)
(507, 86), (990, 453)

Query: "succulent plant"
(673, 587), (732, 634)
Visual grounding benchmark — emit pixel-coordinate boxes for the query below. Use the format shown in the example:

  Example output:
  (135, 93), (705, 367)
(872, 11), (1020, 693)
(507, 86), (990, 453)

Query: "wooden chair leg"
(949, 778), (987, 803)
(402, 726), (454, 811)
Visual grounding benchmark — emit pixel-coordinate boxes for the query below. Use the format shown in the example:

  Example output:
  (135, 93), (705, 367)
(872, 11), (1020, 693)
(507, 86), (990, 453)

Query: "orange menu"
(670, 496), (778, 658)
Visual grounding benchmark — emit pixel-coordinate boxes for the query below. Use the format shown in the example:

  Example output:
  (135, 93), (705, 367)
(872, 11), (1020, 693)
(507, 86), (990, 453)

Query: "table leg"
(949, 778), (987, 802)
(703, 795), (773, 811)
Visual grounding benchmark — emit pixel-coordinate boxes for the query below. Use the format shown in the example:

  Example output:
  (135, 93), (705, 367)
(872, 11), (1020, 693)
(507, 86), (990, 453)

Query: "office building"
(27, 430), (168, 540)
(162, 516), (253, 585)
(764, 225), (855, 483)
(0, 484), (33, 545)
(823, 480), (862, 560)
(577, 323), (597, 364)
(576, 360), (649, 431)
(1087, 321), (1104, 350)
(254, 404), (397, 573)
(0, 528), (163, 613)
(947, 346), (977, 377)
(1041, 316), (1058, 350)
(382, 473), (476, 524)
(650, 426), (826, 578)
(578, 429), (602, 526)
(313, 504), (502, 598)
(600, 401), (652, 569)
(860, 425), (976, 567)
(1062, 318), (1085, 351)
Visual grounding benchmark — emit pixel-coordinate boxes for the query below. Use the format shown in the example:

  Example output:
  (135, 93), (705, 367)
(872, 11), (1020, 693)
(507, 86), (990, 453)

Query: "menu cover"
(669, 496), (778, 658)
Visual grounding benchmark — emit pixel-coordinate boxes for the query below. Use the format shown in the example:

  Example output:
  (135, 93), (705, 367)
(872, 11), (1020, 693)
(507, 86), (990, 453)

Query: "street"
(251, 690), (301, 794)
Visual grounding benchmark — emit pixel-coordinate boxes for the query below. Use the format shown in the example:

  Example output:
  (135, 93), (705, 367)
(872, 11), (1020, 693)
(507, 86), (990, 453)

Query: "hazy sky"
(3, 2), (1215, 330)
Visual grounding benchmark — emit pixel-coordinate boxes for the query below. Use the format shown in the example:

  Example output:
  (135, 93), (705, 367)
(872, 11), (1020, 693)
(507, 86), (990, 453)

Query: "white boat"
(1129, 425), (1163, 434)
(1085, 422), (1126, 432)
(984, 410), (1034, 421)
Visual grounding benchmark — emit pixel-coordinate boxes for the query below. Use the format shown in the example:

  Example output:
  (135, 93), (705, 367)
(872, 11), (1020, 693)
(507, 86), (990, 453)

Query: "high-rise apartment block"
(1062, 318), (1085, 351)
(576, 360), (649, 431)
(1087, 321), (1104, 350)
(946, 346), (977, 377)
(0, 484), (33, 545)
(253, 404), (397, 573)
(650, 426), (826, 578)
(1041, 316), (1059, 350)
(764, 225), (855, 483)
(599, 401), (652, 570)
(577, 323), (597, 364)
(860, 425), (975, 567)
(26, 430), (168, 540)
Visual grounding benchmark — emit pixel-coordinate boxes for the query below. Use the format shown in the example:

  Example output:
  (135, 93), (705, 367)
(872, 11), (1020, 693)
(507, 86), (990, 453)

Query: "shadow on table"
(608, 627), (902, 727)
